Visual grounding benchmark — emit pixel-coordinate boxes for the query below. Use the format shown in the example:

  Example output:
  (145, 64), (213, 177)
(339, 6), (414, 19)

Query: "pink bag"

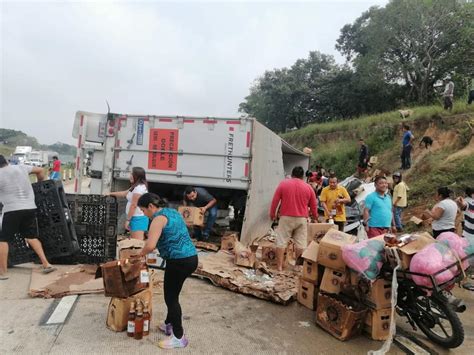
(341, 239), (385, 280)
(410, 243), (460, 288)
(437, 232), (469, 269)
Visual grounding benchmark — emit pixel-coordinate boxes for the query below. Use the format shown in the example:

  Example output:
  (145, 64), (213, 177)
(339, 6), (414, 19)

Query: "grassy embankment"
(282, 101), (474, 207)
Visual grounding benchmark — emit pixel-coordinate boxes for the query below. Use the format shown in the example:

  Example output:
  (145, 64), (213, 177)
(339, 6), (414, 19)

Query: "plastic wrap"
(341, 239), (385, 280)
(437, 232), (470, 269)
(410, 243), (459, 288)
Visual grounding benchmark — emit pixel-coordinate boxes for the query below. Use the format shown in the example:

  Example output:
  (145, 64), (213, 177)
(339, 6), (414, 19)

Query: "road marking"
(46, 295), (78, 325)
(395, 327), (439, 355)
(394, 335), (430, 354)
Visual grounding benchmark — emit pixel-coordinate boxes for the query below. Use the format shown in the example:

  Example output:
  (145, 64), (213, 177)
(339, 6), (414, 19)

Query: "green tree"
(336, 0), (474, 104)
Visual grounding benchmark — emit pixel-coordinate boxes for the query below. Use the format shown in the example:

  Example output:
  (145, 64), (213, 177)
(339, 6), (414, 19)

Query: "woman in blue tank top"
(138, 193), (197, 349)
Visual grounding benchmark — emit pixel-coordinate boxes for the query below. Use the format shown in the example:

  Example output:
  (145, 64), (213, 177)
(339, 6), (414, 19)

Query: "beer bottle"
(143, 301), (150, 336)
(127, 301), (136, 337)
(134, 304), (144, 340)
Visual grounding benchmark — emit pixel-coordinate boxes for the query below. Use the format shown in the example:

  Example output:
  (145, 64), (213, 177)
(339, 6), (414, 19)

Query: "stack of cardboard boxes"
(101, 244), (153, 333)
(297, 226), (397, 341)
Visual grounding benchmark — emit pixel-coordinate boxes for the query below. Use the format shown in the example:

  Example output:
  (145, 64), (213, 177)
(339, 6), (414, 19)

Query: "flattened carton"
(106, 287), (153, 332)
(307, 223), (337, 245)
(301, 241), (319, 284)
(384, 232), (435, 270)
(318, 229), (357, 272)
(178, 206), (204, 227)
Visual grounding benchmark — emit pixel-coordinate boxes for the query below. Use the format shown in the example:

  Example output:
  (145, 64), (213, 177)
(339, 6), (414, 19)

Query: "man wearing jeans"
(392, 172), (408, 232)
(400, 125), (414, 170)
(363, 176), (396, 238)
(269, 166), (318, 271)
(183, 186), (217, 241)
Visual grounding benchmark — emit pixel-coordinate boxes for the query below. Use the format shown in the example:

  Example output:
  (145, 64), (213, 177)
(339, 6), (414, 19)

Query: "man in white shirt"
(0, 155), (56, 280)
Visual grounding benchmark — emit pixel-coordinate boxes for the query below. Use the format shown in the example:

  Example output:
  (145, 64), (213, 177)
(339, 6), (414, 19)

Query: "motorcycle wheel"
(413, 295), (464, 348)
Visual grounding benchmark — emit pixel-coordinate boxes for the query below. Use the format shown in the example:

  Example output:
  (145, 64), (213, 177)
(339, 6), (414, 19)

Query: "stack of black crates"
(65, 193), (118, 264)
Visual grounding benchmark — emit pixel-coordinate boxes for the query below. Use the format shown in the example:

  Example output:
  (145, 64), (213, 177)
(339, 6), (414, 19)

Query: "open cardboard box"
(301, 241), (319, 283)
(318, 229), (356, 272)
(307, 223), (337, 245)
(384, 232), (435, 269)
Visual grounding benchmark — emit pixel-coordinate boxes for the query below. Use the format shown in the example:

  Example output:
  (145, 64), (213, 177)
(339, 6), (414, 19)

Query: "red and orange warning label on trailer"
(148, 129), (179, 171)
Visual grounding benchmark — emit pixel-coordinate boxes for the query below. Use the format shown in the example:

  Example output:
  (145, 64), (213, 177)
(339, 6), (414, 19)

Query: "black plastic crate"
(33, 180), (79, 258)
(50, 234), (116, 265)
(8, 234), (36, 266)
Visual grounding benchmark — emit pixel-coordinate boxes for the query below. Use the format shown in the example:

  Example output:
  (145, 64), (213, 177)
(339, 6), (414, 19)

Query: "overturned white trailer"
(72, 111), (309, 245)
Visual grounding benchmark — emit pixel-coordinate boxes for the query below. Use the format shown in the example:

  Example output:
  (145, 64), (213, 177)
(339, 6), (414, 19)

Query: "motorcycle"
(380, 256), (470, 349)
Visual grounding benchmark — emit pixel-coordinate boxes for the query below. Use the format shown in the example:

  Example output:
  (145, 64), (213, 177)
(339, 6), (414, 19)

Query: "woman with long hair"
(138, 193), (198, 349)
(425, 186), (458, 238)
(108, 167), (148, 240)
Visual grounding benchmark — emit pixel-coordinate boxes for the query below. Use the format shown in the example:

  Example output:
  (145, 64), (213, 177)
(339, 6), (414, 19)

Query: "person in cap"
(392, 172), (408, 232)
(0, 155), (56, 280)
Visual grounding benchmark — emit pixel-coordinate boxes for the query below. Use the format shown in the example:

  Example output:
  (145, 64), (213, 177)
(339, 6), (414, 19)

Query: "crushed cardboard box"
(101, 258), (149, 298)
(195, 251), (298, 305)
(194, 241), (220, 252)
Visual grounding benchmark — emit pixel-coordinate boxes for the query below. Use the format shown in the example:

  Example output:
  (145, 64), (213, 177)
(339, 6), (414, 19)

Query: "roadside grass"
(283, 101), (474, 141)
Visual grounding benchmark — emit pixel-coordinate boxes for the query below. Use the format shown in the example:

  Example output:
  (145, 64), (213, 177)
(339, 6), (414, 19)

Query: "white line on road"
(46, 295), (78, 325)
(394, 335), (430, 354)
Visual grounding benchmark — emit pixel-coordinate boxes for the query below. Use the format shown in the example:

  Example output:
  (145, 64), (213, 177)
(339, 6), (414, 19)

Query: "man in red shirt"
(49, 156), (61, 181)
(270, 166), (318, 271)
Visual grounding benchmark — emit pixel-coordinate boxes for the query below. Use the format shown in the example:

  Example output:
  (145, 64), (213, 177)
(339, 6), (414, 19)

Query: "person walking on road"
(108, 167), (148, 240)
(320, 175), (351, 232)
(363, 176), (396, 238)
(183, 186), (217, 241)
(138, 193), (197, 349)
(0, 155), (56, 280)
(269, 166), (318, 271)
(49, 156), (61, 180)
(392, 172), (408, 232)
(425, 187), (458, 238)
(400, 125), (414, 170)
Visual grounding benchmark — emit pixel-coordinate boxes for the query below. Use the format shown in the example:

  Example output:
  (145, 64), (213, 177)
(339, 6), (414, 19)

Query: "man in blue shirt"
(363, 176), (396, 238)
(400, 124), (414, 170)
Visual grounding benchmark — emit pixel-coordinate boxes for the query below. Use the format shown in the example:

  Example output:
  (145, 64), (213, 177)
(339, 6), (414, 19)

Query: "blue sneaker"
(158, 334), (189, 349)
(158, 322), (173, 336)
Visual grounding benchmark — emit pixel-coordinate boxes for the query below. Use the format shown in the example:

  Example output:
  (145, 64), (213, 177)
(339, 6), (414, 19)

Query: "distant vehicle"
(13, 146), (32, 164)
(25, 151), (49, 167)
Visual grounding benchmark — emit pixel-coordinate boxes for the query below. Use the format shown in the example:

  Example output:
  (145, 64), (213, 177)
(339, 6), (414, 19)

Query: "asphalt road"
(2, 263), (474, 355)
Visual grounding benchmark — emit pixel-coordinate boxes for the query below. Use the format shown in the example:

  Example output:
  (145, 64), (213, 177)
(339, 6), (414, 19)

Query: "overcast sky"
(1, 0), (388, 145)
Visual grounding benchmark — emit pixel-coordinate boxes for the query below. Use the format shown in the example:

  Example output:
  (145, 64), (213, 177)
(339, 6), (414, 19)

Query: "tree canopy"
(239, 0), (473, 133)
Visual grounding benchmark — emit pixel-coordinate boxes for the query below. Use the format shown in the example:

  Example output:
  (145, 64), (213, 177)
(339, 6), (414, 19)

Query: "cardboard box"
(307, 223), (338, 244)
(364, 308), (392, 341)
(221, 233), (238, 251)
(316, 292), (368, 341)
(260, 243), (288, 267)
(178, 206), (204, 227)
(351, 273), (392, 309)
(320, 268), (349, 294)
(106, 287), (153, 332)
(301, 241), (320, 283)
(318, 229), (357, 272)
(101, 259), (149, 298)
(118, 239), (145, 260)
(384, 232), (435, 269)
(234, 242), (257, 268)
(297, 279), (318, 310)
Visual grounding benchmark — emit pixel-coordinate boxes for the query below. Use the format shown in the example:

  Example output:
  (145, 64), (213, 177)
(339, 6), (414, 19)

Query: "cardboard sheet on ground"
(195, 251), (298, 304)
(29, 264), (103, 298)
